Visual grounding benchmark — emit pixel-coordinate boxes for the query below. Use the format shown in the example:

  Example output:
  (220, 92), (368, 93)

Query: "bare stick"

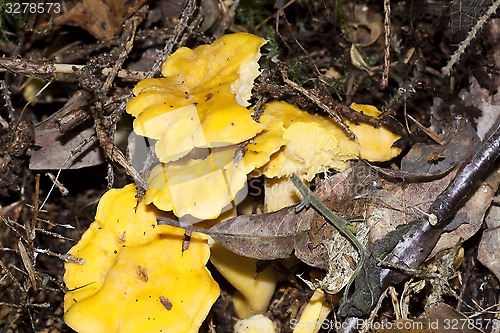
(380, 0), (391, 89)
(442, 0), (500, 76)
(429, 120), (500, 226)
(0, 59), (147, 81)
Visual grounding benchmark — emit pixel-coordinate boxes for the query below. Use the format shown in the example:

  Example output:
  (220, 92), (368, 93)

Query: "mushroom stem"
(210, 243), (278, 318)
(292, 289), (332, 333)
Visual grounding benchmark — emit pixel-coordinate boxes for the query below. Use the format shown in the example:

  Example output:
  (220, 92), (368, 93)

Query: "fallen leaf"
(459, 76), (500, 140)
(30, 125), (105, 170)
(55, 0), (148, 41)
(158, 162), (375, 270)
(477, 169), (500, 280)
(164, 207), (311, 261)
(425, 303), (484, 333)
(401, 118), (480, 175)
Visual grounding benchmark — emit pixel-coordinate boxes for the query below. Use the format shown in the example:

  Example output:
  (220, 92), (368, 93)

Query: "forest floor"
(0, 0), (499, 332)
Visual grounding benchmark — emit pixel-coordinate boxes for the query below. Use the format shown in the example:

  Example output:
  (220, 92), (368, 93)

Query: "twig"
(93, 113), (148, 193)
(148, 0), (197, 77)
(429, 119), (500, 226)
(44, 172), (69, 196)
(0, 79), (15, 126)
(380, 0), (391, 89)
(442, 0), (500, 76)
(0, 59), (147, 81)
(279, 64), (356, 140)
(213, 0), (240, 38)
(102, 7), (145, 94)
(339, 119), (500, 332)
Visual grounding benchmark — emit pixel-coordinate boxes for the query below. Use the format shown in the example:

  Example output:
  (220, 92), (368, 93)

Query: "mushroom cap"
(347, 103), (402, 161)
(64, 185), (219, 333)
(146, 146), (248, 221)
(243, 112), (287, 175)
(126, 32), (266, 163)
(260, 102), (360, 181)
(235, 314), (276, 333)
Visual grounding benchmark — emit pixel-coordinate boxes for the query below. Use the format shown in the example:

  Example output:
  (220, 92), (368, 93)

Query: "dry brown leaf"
(424, 303), (484, 333)
(477, 169), (500, 280)
(366, 167), (495, 257)
(401, 119), (479, 175)
(158, 163), (375, 269)
(30, 126), (105, 170)
(55, 0), (147, 40)
(202, 207), (311, 261)
(431, 180), (495, 257)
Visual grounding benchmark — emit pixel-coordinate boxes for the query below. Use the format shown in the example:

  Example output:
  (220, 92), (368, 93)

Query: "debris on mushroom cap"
(347, 103), (402, 161)
(145, 145), (248, 221)
(259, 101), (360, 181)
(292, 289), (332, 333)
(210, 243), (278, 319)
(235, 314), (276, 333)
(126, 32), (266, 163)
(64, 184), (219, 333)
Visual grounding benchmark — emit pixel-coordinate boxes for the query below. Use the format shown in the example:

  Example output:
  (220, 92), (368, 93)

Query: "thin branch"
(442, 0), (500, 76)
(380, 0), (391, 89)
(429, 119), (500, 226)
(0, 59), (147, 82)
(279, 64), (356, 140)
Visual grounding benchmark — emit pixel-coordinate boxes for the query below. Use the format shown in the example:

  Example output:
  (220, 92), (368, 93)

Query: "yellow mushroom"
(263, 176), (301, 213)
(259, 101), (360, 181)
(145, 146), (248, 221)
(210, 243), (278, 319)
(243, 112), (287, 175)
(126, 32), (266, 163)
(235, 314), (276, 333)
(64, 184), (219, 333)
(347, 103), (402, 161)
(257, 101), (402, 212)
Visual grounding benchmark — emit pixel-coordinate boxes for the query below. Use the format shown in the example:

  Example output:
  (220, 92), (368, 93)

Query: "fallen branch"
(339, 120), (500, 332)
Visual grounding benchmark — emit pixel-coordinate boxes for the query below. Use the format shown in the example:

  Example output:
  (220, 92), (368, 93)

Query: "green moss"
(236, 0), (274, 29)
(0, 0), (54, 40)
(287, 58), (309, 85)
(262, 27), (280, 66)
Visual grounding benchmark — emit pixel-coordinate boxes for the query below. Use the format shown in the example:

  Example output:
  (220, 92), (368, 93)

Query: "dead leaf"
(401, 118), (479, 175)
(293, 165), (374, 269)
(425, 303), (484, 333)
(30, 90), (104, 170)
(33, 91), (91, 147)
(194, 207), (311, 261)
(375, 303), (484, 333)
(348, 4), (383, 47)
(366, 165), (495, 258)
(157, 163), (375, 268)
(459, 76), (500, 140)
(55, 0), (148, 41)
(431, 181), (495, 257)
(477, 169), (500, 280)
(30, 126), (105, 170)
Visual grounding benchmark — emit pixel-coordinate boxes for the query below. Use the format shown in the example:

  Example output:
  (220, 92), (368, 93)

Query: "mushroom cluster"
(127, 32), (271, 221)
(65, 32), (404, 332)
(254, 101), (401, 212)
